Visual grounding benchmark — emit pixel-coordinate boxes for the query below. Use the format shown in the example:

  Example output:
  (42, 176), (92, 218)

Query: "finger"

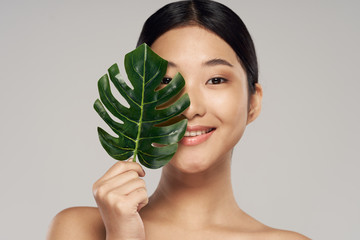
(93, 170), (140, 197)
(99, 159), (145, 182)
(110, 177), (146, 196)
(126, 187), (149, 212)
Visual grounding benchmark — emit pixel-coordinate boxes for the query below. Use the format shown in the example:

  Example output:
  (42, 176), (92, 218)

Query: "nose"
(182, 84), (206, 120)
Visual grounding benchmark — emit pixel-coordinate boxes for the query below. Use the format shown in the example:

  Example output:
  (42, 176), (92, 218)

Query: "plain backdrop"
(1, 0), (359, 239)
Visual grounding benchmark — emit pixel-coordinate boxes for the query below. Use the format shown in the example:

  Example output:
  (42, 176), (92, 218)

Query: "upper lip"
(185, 125), (216, 132)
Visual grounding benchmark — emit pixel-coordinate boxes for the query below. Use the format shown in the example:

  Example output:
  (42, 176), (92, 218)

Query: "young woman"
(47, 1), (310, 239)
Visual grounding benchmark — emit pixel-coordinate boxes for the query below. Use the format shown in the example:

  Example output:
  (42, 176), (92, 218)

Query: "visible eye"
(206, 77), (228, 85)
(161, 77), (172, 84)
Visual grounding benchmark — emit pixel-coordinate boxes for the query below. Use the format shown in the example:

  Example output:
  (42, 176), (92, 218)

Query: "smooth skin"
(47, 26), (310, 240)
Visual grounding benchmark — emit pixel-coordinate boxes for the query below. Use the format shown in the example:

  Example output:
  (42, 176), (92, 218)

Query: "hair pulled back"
(137, 0), (258, 95)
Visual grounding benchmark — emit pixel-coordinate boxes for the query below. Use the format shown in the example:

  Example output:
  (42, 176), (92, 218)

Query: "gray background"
(1, 0), (359, 239)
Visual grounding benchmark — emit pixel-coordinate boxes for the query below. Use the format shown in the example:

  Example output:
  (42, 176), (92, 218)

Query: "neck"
(143, 151), (241, 227)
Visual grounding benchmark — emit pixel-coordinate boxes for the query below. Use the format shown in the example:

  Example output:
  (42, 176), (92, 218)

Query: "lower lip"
(180, 129), (215, 146)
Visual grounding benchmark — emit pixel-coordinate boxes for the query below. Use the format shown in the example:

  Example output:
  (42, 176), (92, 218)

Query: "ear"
(246, 83), (263, 125)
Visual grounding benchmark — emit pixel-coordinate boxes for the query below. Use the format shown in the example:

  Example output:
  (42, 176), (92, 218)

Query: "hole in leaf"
(110, 73), (130, 109)
(155, 87), (185, 110)
(154, 114), (186, 127)
(151, 142), (167, 148)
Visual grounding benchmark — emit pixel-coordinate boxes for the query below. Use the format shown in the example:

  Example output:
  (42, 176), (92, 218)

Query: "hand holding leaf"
(94, 43), (190, 169)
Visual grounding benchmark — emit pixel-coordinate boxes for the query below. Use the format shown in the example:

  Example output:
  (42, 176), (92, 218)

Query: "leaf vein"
(112, 152), (132, 157)
(139, 132), (176, 140)
(138, 153), (152, 166)
(145, 65), (161, 86)
(142, 111), (181, 124)
(101, 86), (138, 125)
(120, 86), (141, 107)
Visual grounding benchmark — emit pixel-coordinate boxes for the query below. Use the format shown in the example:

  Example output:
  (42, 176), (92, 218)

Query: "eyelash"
(206, 77), (228, 85)
(161, 77), (228, 85)
(161, 77), (172, 84)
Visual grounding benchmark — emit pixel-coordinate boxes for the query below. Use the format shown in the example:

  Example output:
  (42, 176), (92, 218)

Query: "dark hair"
(137, 0), (258, 95)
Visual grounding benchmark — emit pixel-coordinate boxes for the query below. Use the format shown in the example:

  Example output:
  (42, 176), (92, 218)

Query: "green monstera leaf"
(94, 43), (190, 169)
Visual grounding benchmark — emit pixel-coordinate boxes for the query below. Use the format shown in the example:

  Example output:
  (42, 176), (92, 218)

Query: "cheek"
(210, 88), (248, 124)
(209, 87), (248, 142)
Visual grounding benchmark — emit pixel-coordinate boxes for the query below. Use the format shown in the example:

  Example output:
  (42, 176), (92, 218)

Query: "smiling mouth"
(184, 128), (216, 137)
(180, 127), (216, 146)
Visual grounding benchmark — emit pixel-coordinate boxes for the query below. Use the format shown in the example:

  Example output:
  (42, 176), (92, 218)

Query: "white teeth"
(184, 128), (213, 137)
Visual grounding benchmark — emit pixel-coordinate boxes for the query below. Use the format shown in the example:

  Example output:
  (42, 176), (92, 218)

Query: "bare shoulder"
(264, 228), (311, 240)
(232, 210), (311, 240)
(47, 206), (105, 240)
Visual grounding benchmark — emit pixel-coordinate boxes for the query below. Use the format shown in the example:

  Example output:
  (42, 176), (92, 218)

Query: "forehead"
(151, 26), (241, 68)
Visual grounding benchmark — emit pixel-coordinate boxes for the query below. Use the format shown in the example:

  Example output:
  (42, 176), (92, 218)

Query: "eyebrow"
(167, 58), (233, 68)
(203, 58), (233, 67)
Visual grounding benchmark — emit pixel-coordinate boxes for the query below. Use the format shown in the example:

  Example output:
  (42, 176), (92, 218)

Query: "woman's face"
(151, 26), (258, 173)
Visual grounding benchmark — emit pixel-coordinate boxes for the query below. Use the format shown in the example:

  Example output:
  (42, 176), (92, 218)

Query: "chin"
(166, 154), (210, 174)
(167, 151), (225, 175)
